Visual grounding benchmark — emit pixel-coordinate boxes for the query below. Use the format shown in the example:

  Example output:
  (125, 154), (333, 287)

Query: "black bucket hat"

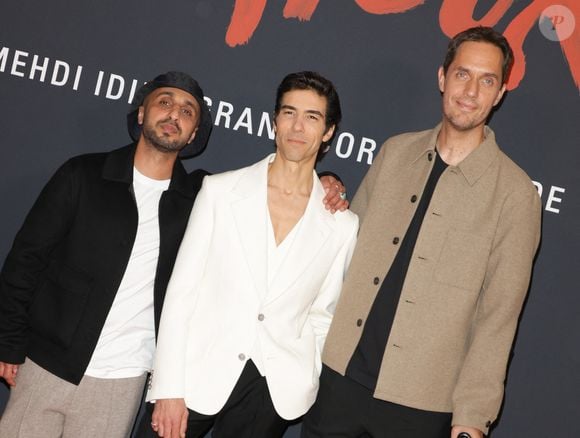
(127, 71), (212, 158)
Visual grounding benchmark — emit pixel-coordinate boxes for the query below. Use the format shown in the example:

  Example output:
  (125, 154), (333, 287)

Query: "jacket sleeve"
(0, 159), (77, 364)
(147, 175), (214, 401)
(306, 213), (359, 375)
(451, 186), (542, 434)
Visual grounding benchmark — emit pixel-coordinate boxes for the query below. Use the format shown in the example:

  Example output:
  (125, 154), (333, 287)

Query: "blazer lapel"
(231, 155), (272, 300)
(264, 175), (335, 305)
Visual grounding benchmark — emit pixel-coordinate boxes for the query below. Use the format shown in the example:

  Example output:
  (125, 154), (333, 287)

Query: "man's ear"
(437, 66), (445, 93)
(187, 127), (198, 144)
(322, 124), (336, 143)
(493, 83), (507, 107)
(137, 106), (145, 125)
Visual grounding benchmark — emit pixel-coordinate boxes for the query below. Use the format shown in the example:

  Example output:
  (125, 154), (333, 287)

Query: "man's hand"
(0, 361), (19, 387)
(320, 174), (349, 213)
(451, 425), (484, 438)
(151, 398), (188, 438)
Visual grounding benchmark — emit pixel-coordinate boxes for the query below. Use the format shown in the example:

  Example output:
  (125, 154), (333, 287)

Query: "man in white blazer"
(136, 71), (358, 438)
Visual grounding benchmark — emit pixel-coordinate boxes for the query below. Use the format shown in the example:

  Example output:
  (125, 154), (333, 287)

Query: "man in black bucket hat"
(0, 70), (348, 437)
(0, 71), (213, 438)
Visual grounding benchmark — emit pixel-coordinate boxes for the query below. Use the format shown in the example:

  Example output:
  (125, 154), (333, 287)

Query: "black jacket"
(0, 144), (206, 384)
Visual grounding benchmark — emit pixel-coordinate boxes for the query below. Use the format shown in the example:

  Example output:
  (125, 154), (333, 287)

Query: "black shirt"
(345, 151), (448, 390)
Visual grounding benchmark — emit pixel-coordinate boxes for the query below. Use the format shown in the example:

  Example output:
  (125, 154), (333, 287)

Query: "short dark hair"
(274, 71), (342, 136)
(443, 26), (514, 84)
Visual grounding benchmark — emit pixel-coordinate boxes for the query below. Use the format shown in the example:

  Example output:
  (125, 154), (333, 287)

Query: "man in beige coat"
(302, 27), (541, 438)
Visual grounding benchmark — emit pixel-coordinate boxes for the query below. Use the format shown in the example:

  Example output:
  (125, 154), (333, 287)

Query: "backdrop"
(1, 1), (578, 436)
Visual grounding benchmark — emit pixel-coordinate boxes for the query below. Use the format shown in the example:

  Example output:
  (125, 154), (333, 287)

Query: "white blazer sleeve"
(306, 213), (358, 374)
(147, 176), (215, 401)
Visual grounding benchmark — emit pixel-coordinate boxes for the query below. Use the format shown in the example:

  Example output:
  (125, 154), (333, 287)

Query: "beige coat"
(322, 125), (541, 434)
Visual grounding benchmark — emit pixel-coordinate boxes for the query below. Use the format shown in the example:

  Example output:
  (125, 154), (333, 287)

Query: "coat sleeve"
(0, 159), (77, 364)
(147, 175), (215, 401)
(306, 213), (359, 375)
(451, 186), (542, 433)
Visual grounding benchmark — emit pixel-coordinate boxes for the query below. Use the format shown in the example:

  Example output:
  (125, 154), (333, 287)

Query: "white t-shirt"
(85, 167), (170, 378)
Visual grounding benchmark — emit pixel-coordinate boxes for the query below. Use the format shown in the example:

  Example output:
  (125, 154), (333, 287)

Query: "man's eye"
(181, 108), (193, 117)
(159, 99), (171, 106)
(482, 78), (495, 87)
(456, 71), (468, 79)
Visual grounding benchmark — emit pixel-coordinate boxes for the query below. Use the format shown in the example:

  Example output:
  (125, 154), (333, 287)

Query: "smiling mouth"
(456, 100), (477, 111)
(287, 137), (307, 144)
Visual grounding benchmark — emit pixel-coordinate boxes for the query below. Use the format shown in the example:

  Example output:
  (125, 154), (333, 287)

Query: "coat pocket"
(434, 229), (492, 292)
(29, 261), (92, 349)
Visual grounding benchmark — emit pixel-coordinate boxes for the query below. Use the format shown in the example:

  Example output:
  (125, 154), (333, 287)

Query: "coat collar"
(101, 143), (196, 198)
(410, 125), (439, 165)
(411, 124), (500, 186)
(454, 125), (500, 186)
(230, 153), (335, 304)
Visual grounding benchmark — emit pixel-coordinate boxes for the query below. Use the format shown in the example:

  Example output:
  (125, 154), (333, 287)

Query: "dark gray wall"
(1, 1), (579, 436)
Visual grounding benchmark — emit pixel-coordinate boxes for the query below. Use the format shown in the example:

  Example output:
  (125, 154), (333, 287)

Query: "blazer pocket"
(434, 230), (492, 292)
(29, 261), (92, 348)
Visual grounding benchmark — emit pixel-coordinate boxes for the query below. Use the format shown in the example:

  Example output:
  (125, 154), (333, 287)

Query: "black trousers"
(301, 366), (451, 438)
(136, 360), (288, 438)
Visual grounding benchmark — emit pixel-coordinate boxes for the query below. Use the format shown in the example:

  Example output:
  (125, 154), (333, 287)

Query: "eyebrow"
(455, 66), (499, 80)
(157, 91), (197, 109)
(280, 104), (325, 118)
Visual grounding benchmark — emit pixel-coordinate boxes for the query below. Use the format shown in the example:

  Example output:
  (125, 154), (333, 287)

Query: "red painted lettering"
(439, 0), (579, 90)
(283, 0), (319, 20)
(225, 0), (580, 90)
(226, 0), (424, 46)
(438, 0), (513, 37)
(354, 0), (424, 14)
(225, 0), (267, 47)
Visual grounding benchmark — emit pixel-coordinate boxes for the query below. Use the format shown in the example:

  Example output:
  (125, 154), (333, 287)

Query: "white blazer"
(147, 154), (358, 420)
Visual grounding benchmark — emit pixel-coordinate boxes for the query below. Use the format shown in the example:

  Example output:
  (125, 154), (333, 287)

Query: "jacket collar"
(412, 124), (500, 186)
(454, 125), (500, 186)
(102, 143), (196, 198)
(410, 126), (439, 164)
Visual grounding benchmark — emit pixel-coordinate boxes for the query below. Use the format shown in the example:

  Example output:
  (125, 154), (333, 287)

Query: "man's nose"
(465, 78), (479, 97)
(168, 105), (181, 120)
(292, 116), (305, 131)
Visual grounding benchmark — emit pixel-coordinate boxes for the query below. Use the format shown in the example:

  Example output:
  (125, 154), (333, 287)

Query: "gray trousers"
(0, 358), (147, 438)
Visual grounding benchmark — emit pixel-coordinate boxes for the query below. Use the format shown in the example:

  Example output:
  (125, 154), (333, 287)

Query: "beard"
(141, 118), (189, 154)
(445, 113), (482, 131)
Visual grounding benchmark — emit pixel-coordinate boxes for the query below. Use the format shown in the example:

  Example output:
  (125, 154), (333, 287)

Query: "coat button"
(238, 353), (246, 361)
(485, 421), (491, 427)
(392, 237), (400, 245)
(410, 195), (417, 203)
(373, 277), (380, 285)
(356, 318), (363, 327)
(257, 313), (265, 321)
(428, 152), (433, 161)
